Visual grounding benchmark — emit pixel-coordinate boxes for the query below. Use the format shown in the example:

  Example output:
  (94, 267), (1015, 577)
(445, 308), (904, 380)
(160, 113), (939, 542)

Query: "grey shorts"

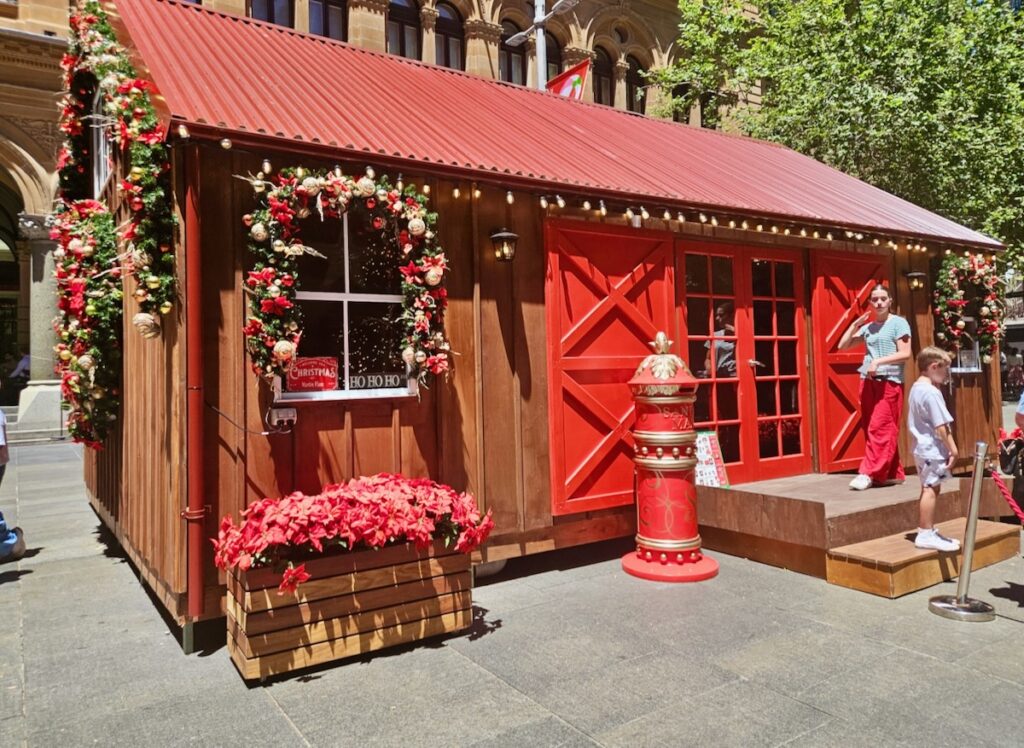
(915, 456), (950, 488)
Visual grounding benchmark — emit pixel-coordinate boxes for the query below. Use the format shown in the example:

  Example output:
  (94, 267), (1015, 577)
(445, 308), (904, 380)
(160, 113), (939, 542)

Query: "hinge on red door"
(180, 505), (211, 521)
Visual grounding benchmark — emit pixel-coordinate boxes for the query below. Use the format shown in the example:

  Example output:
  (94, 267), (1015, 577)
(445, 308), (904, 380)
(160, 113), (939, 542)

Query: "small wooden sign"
(694, 430), (730, 488)
(286, 356), (339, 392)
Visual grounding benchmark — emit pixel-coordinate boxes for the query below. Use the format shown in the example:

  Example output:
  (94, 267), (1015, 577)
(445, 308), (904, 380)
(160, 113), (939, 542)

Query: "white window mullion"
(343, 300), (350, 391)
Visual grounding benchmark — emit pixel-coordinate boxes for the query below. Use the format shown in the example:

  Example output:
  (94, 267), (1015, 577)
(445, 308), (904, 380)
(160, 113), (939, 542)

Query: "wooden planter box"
(226, 540), (473, 680)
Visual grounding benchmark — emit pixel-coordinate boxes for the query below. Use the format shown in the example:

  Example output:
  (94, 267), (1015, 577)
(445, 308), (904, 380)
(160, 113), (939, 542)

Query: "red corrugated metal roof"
(106, 0), (1000, 249)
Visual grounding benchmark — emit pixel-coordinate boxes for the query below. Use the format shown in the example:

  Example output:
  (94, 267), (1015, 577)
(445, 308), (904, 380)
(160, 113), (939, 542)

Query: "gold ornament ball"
(91, 387), (106, 400)
(59, 349), (73, 361)
(84, 304), (97, 316)
(407, 217), (427, 237)
(159, 301), (173, 314)
(414, 350), (428, 364)
(250, 223), (269, 242)
(130, 166), (145, 181)
(145, 275), (161, 289)
(134, 288), (149, 301)
(424, 268), (443, 287)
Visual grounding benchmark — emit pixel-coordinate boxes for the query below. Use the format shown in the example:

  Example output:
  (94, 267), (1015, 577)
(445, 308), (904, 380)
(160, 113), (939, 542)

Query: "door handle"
(748, 359), (765, 368)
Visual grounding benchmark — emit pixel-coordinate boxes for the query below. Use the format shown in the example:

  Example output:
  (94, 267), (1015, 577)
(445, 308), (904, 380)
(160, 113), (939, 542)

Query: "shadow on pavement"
(988, 581), (1024, 607)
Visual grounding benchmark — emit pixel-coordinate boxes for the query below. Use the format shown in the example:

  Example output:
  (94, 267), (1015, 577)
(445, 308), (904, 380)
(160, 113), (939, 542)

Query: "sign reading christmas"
(694, 431), (730, 487)
(286, 357), (339, 392)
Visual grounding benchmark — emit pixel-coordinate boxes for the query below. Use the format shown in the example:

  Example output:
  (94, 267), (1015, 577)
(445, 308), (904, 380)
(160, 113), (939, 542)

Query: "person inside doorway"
(705, 301), (739, 462)
(838, 283), (912, 490)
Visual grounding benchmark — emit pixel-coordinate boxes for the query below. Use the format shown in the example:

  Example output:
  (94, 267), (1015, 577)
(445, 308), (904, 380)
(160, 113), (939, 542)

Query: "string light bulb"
(600, 200), (607, 216)
(757, 224), (764, 232)
(813, 230), (820, 239)
(506, 190), (515, 204)
(771, 225), (779, 234)
(556, 195), (566, 209)
(473, 186), (481, 199)
(710, 216), (718, 226)
(177, 124), (190, 139)
(396, 174), (404, 191)
(219, 138), (232, 149)
(826, 232), (834, 241)
(540, 195), (549, 209)
(261, 159), (272, 174)
(625, 207), (635, 220)
(741, 220), (749, 230)
(784, 228), (791, 235)
(699, 213), (708, 223)
(664, 209), (672, 221)
(678, 212), (686, 222)
(800, 228), (807, 237)
(333, 165), (342, 178)
(584, 200), (593, 211)
(640, 206), (650, 220)
(729, 219), (736, 229)
(422, 184), (430, 194)
(873, 238), (880, 246)
(452, 187), (461, 199)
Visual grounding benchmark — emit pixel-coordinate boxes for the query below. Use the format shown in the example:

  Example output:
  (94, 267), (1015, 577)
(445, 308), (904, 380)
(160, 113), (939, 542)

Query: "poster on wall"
(694, 430), (730, 488)
(286, 357), (339, 392)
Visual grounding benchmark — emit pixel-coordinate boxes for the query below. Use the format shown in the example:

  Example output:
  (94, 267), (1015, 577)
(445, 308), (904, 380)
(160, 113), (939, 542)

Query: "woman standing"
(838, 283), (913, 490)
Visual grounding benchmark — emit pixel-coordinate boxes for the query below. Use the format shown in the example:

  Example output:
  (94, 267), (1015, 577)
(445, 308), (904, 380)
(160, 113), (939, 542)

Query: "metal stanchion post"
(928, 441), (996, 622)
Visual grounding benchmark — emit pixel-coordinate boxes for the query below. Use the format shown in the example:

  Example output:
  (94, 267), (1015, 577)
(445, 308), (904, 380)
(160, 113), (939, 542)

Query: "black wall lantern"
(904, 271), (927, 291)
(490, 228), (519, 262)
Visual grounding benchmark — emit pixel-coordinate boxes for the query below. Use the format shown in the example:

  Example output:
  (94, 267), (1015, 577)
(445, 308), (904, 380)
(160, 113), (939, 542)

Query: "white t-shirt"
(908, 381), (953, 459)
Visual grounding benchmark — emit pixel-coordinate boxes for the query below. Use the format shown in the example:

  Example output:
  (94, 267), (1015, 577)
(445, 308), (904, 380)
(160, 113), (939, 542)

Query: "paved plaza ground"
(1, 442), (1023, 747)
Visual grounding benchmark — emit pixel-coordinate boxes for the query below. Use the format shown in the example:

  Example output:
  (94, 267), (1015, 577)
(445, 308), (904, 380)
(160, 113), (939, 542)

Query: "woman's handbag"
(998, 431), (1024, 501)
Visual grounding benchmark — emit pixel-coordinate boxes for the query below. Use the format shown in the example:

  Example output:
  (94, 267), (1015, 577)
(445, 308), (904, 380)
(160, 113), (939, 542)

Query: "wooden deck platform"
(697, 473), (1019, 594)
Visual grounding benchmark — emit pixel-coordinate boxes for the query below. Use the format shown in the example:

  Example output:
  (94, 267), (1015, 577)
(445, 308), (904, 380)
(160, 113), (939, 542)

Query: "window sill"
(272, 376), (419, 404)
(276, 388), (418, 404)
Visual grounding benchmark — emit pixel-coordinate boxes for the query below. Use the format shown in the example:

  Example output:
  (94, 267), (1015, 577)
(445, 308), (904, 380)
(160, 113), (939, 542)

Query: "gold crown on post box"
(629, 332), (698, 397)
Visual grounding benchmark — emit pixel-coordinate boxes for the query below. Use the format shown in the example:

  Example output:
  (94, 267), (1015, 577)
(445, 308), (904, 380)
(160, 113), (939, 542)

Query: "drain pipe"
(181, 142), (206, 652)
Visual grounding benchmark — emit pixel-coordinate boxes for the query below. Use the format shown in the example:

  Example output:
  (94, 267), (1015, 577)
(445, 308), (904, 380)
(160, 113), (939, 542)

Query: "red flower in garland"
(260, 296), (294, 315)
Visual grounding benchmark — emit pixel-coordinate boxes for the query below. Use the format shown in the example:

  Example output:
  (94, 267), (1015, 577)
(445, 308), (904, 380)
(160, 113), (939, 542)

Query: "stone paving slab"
(1, 442), (1022, 747)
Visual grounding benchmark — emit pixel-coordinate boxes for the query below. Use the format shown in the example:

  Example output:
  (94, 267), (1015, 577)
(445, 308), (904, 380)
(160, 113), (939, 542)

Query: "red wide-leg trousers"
(858, 378), (906, 483)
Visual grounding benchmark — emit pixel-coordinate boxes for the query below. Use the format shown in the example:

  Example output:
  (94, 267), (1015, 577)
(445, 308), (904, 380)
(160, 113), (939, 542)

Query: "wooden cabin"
(86, 0), (1005, 632)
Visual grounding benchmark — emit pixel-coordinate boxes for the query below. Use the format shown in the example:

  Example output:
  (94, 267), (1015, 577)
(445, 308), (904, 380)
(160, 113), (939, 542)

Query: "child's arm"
(935, 423), (958, 471)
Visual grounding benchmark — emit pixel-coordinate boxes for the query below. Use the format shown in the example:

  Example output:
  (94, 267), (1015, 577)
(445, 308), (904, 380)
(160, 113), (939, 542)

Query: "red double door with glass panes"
(546, 222), (812, 515)
(680, 242), (811, 484)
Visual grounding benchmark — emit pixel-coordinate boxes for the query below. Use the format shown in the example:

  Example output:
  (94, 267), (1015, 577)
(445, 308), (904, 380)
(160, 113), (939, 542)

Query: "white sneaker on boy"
(915, 528), (961, 552)
(848, 474), (872, 491)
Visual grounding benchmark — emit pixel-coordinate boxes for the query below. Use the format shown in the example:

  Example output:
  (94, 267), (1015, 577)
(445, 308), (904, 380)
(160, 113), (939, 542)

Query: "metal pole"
(928, 441), (996, 622)
(534, 0), (547, 90)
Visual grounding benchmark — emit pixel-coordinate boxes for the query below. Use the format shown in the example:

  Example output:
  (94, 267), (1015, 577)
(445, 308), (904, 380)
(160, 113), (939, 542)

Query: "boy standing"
(908, 347), (961, 552)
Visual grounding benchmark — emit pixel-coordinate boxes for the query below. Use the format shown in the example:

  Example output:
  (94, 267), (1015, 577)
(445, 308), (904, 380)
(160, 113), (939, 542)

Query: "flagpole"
(534, 1), (547, 90)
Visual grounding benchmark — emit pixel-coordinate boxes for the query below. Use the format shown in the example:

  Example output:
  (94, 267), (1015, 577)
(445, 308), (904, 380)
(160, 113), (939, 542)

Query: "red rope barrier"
(986, 470), (1024, 524)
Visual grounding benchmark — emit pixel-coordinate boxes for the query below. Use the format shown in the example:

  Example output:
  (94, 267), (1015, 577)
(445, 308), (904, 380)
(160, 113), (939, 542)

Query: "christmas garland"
(59, 0), (175, 337)
(242, 166), (451, 386)
(51, 201), (123, 447)
(932, 252), (1004, 363)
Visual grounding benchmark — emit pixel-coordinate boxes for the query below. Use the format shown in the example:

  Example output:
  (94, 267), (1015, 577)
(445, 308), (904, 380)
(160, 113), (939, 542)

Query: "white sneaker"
(848, 474), (872, 491)
(915, 528), (961, 552)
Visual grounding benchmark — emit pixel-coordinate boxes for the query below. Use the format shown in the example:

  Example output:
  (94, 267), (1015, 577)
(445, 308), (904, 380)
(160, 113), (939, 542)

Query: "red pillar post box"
(621, 332), (719, 582)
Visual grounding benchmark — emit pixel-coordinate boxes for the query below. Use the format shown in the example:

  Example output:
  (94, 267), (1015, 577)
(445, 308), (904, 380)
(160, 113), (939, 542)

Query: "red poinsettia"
(213, 474), (494, 593)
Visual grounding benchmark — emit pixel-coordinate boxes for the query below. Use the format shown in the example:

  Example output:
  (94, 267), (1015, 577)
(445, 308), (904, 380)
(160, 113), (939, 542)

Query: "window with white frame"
(281, 211), (410, 399)
(91, 90), (111, 199)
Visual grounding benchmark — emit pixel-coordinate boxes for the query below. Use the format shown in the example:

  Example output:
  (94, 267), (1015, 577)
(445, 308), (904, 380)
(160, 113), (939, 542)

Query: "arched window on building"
(249, 0), (293, 27)
(625, 55), (646, 114)
(309, 0), (347, 41)
(499, 21), (527, 85)
(387, 0), (421, 60)
(593, 47), (614, 107)
(434, 2), (464, 70)
(671, 83), (691, 124)
(545, 32), (562, 82)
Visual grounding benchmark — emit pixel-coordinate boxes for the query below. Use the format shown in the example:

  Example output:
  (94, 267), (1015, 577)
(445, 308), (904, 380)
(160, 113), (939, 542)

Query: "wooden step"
(826, 519), (1020, 598)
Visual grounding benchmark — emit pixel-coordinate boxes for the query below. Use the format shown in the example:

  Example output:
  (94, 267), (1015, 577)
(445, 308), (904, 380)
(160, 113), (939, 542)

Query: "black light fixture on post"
(490, 228), (519, 262)
(904, 271), (927, 291)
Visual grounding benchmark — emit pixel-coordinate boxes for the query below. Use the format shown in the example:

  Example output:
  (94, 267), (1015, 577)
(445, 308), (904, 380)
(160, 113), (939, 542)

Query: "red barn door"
(546, 220), (675, 516)
(811, 251), (891, 472)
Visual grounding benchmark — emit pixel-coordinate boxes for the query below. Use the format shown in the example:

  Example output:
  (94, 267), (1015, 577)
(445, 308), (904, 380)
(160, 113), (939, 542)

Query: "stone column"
(16, 214), (62, 434)
(524, 37), (537, 90)
(563, 46), (595, 102)
(464, 19), (501, 80)
(614, 58), (629, 111)
(348, 0), (388, 53)
(294, 0), (311, 33)
(420, 5), (438, 65)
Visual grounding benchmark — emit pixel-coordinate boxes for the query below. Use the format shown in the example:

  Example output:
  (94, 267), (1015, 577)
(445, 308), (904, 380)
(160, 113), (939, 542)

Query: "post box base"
(621, 552), (719, 583)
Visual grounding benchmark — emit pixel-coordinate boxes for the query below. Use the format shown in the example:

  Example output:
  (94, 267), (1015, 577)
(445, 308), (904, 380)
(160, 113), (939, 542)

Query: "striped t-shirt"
(857, 315), (912, 382)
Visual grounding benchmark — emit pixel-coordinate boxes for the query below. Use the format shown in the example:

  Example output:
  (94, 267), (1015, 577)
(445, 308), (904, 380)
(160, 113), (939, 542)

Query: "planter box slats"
(230, 588), (472, 657)
(228, 570), (471, 634)
(226, 541), (473, 680)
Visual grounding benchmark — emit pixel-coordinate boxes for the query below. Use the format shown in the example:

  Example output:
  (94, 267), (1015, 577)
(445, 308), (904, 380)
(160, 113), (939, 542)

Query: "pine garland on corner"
(241, 165), (451, 387)
(53, 0), (175, 446)
(932, 252), (1004, 363)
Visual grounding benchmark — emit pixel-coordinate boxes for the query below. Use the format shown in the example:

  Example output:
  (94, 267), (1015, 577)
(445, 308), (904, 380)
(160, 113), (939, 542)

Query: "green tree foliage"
(653, 0), (1024, 265)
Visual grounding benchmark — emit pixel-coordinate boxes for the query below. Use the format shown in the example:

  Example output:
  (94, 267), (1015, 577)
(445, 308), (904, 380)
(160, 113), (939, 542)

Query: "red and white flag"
(546, 59), (590, 100)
